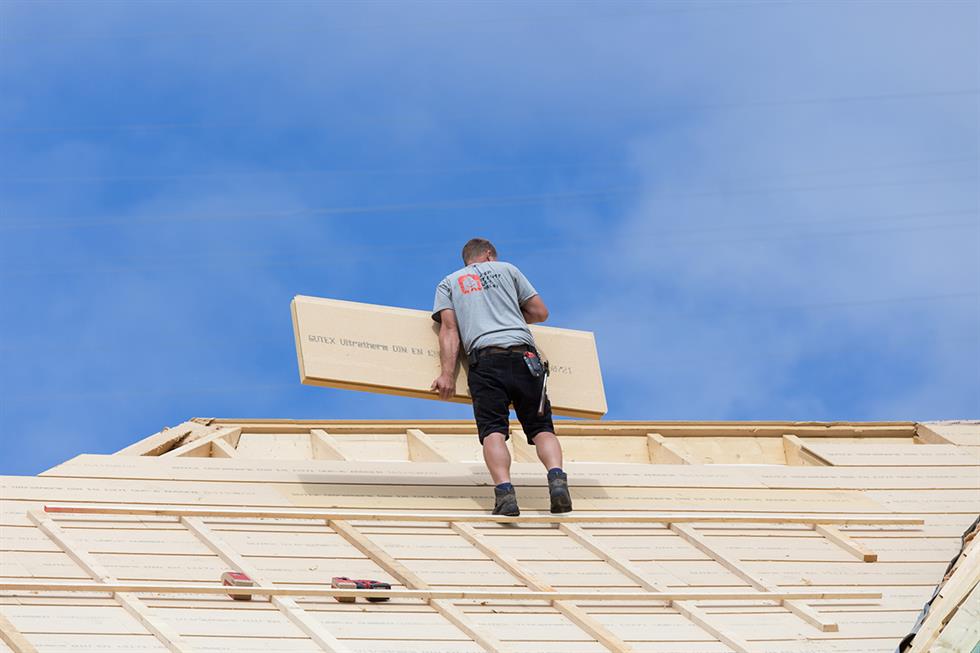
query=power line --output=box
[1,154,974,185]
[2,213,975,278]
[2,174,975,231]
[0,0,917,46]
[1,293,975,395]
[1,89,975,135]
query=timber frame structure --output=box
[1,419,978,652]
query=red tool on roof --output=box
[331,576,391,603]
[221,571,255,601]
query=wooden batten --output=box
[451,521,634,653]
[26,510,195,653]
[559,523,754,653]
[328,519,509,653]
[0,612,39,653]
[814,524,878,562]
[180,516,351,653]
[670,522,839,632]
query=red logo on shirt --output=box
[458,274,483,294]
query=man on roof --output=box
[430,238,571,516]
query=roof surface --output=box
[1,419,978,653]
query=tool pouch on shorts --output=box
[523,351,544,378]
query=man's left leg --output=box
[531,431,572,514]
[531,431,562,470]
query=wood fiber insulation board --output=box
[13,466,882,514]
[801,443,980,466]
[41,451,980,490]
[290,295,607,418]
[40,454,769,488]
[921,421,980,446]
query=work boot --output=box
[548,470,573,513]
[492,486,520,516]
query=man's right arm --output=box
[521,295,549,324]
[430,308,460,401]
[508,262,548,324]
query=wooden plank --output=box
[43,505,924,526]
[310,430,349,461]
[161,428,243,458]
[0,580,880,602]
[647,434,694,465]
[179,516,350,653]
[450,522,634,653]
[406,429,453,463]
[26,510,195,653]
[327,519,509,653]
[813,524,878,562]
[559,524,754,653]
[0,612,39,653]
[669,523,839,633]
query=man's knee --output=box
[482,432,508,447]
[529,430,557,445]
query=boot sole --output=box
[550,492,573,514]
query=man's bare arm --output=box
[521,295,549,324]
[430,309,460,400]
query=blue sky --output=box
[1,0,977,475]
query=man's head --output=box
[461,238,497,265]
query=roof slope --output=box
[1,419,978,653]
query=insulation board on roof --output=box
[291,295,607,418]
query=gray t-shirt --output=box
[432,261,538,354]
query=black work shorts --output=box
[467,350,554,444]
